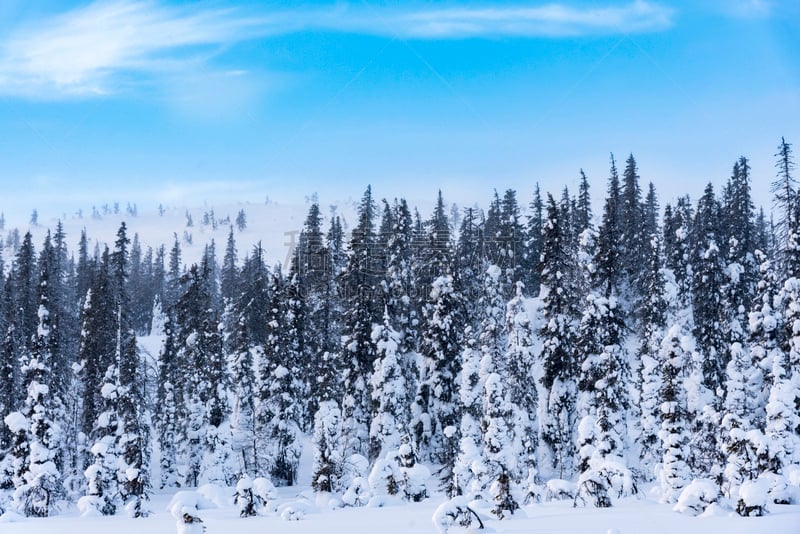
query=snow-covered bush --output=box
[488,472,519,518]
[278,500,312,521]
[251,477,278,512]
[342,477,370,507]
[576,469,611,508]
[368,445,431,502]
[673,478,720,516]
[368,457,401,497]
[545,479,576,501]
[736,477,770,517]
[760,472,799,505]
[235,476,257,517]
[432,496,485,534]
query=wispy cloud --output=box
[0,0,274,97]
[0,0,675,99]
[344,1,675,39]
[727,0,774,18]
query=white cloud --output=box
[0,0,275,97]
[343,1,675,39]
[729,0,774,17]
[0,0,675,99]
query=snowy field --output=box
[1,485,798,534]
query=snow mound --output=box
[0,510,24,523]
[546,479,576,501]
[167,490,217,520]
[198,483,234,508]
[737,477,770,517]
[433,496,487,534]
[673,478,720,516]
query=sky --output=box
[0,0,798,223]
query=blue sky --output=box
[0,0,798,221]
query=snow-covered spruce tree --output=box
[79,250,120,515]
[378,199,418,446]
[720,336,763,498]
[38,226,80,497]
[523,183,544,296]
[747,252,783,429]
[619,154,648,316]
[454,206,485,330]
[574,294,632,507]
[258,267,304,486]
[310,217,349,493]
[772,136,797,275]
[156,312,181,488]
[775,276,800,459]
[538,194,578,479]
[657,314,693,503]
[0,282,15,490]
[12,289,63,517]
[112,224,151,516]
[478,265,521,518]
[504,281,538,498]
[290,203,332,425]
[663,197,694,300]
[763,333,798,474]
[176,259,232,487]
[340,186,381,459]
[690,183,726,394]
[720,158,757,341]
[638,233,667,477]
[311,400,344,493]
[227,304,257,478]
[369,309,406,461]
[414,274,464,491]
[453,333,484,497]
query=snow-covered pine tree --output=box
[257,266,304,486]
[175,258,232,487]
[574,293,632,507]
[619,154,647,316]
[775,276,800,459]
[414,273,464,470]
[504,282,538,494]
[453,334,484,497]
[0,277,14,490]
[311,400,344,493]
[111,224,151,517]
[538,194,578,479]
[289,203,330,424]
[683,187,726,483]
[478,265,520,518]
[340,186,381,458]
[79,249,120,515]
[657,318,693,503]
[772,137,797,276]
[663,197,694,300]
[12,266,63,517]
[638,231,667,477]
[523,184,544,295]
[309,217,348,493]
[454,207,484,330]
[747,252,783,429]
[369,309,406,460]
[156,312,181,488]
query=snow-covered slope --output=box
[3,198,360,268]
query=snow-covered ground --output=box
[1,485,798,534]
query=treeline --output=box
[0,139,798,519]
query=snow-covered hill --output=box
[3,197,361,269]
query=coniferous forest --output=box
[2,140,800,520]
